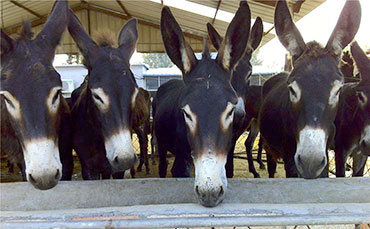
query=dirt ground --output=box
[1,133,369,182]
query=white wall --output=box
[55,64,148,96]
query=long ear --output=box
[245,17,263,57]
[351,41,370,85]
[1,30,14,56]
[274,0,306,63]
[207,23,222,51]
[34,0,68,53]
[68,9,99,65]
[160,6,197,75]
[118,18,138,60]
[326,0,361,58]
[216,1,251,71]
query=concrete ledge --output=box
[1,178,370,228]
[1,178,370,211]
[1,203,370,228]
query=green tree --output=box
[250,50,263,66]
[142,53,173,68]
[66,54,83,64]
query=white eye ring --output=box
[0,90,21,120]
[91,88,110,111]
[288,81,301,104]
[47,87,62,113]
[220,102,235,131]
[357,91,368,107]
[328,80,343,107]
[182,104,197,134]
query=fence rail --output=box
[1,178,370,228]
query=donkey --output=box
[334,41,370,177]
[207,18,265,178]
[68,10,139,179]
[259,0,361,178]
[0,0,73,190]
[134,88,152,174]
[153,3,251,207]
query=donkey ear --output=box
[207,23,223,51]
[161,6,197,75]
[68,9,99,65]
[351,42,370,85]
[118,18,138,60]
[326,0,361,58]
[216,1,251,71]
[245,17,263,57]
[1,30,14,56]
[275,0,306,63]
[34,0,68,54]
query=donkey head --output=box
[161,2,251,207]
[208,17,263,118]
[0,0,68,190]
[351,42,370,156]
[68,10,138,172]
[275,0,361,178]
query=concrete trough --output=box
[1,178,370,228]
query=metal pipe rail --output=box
[1,178,370,228]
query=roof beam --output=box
[9,0,42,19]
[83,3,204,41]
[116,0,132,18]
[3,4,85,35]
[211,0,222,25]
[3,2,204,43]
[251,0,305,13]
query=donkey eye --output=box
[226,108,235,119]
[52,90,61,104]
[357,92,367,105]
[93,93,104,104]
[183,110,192,121]
[289,86,297,98]
[2,95,15,108]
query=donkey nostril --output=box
[55,169,60,179]
[297,155,303,165]
[362,141,367,148]
[218,186,224,198]
[114,156,119,164]
[319,156,326,168]
[195,186,200,196]
[29,174,36,183]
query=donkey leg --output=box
[112,171,125,179]
[151,134,157,165]
[225,144,235,178]
[136,128,147,173]
[257,137,265,169]
[335,149,347,177]
[267,153,277,178]
[158,144,168,178]
[171,154,192,178]
[245,120,260,178]
[18,162,26,181]
[352,153,367,177]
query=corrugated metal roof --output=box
[1,0,325,54]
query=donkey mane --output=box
[94,31,116,48]
[296,41,331,62]
[16,21,33,40]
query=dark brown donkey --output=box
[133,88,151,174]
[68,10,139,179]
[208,18,265,178]
[259,0,361,178]
[0,0,73,190]
[153,2,251,207]
[334,41,370,177]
